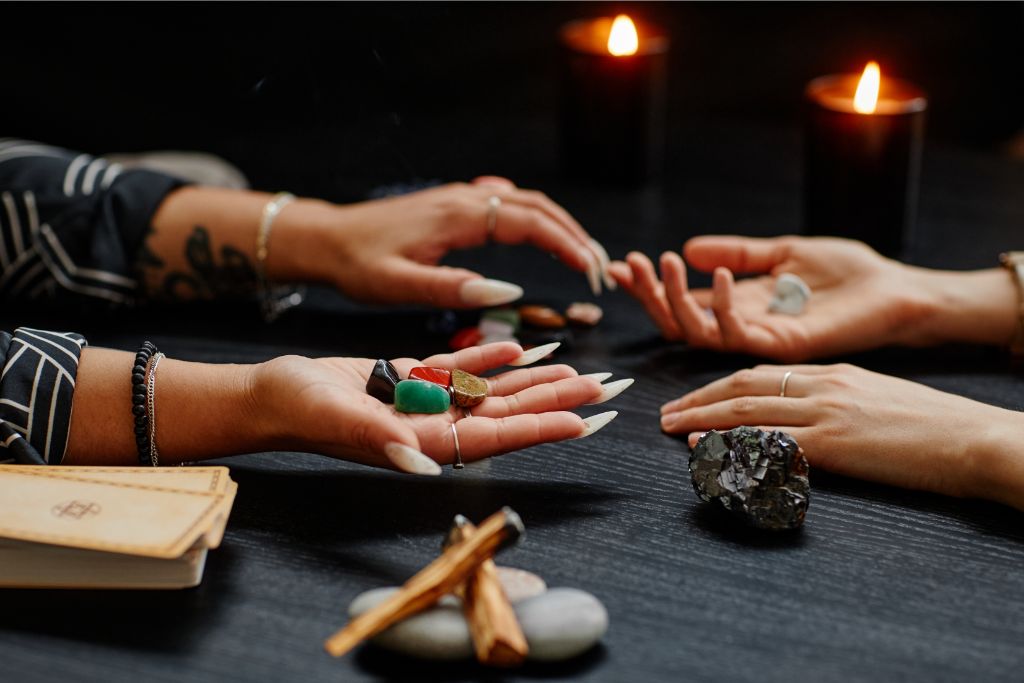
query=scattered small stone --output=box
[565,302,603,326]
[768,273,811,316]
[479,318,516,338]
[689,426,810,530]
[449,326,483,351]
[519,305,567,329]
[366,359,400,404]
[482,308,521,332]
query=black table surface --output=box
[2,124,1024,683]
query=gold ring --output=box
[779,371,793,397]
[450,421,464,469]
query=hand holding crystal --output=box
[608,235,985,362]
[249,342,627,475]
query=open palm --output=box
[609,236,931,362]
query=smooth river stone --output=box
[451,369,487,408]
[394,379,451,414]
[409,366,452,389]
[348,582,606,662]
[519,305,567,329]
[366,359,401,403]
[478,318,516,338]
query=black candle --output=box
[803,62,927,258]
[560,15,668,186]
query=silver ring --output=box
[450,421,464,469]
[486,195,501,239]
[779,371,793,398]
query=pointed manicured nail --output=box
[384,442,442,476]
[585,254,602,296]
[585,378,634,405]
[590,239,616,290]
[508,342,560,366]
[580,372,613,383]
[577,410,618,438]
[460,278,524,307]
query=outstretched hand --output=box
[321,177,612,309]
[252,342,627,474]
[609,235,938,362]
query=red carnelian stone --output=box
[409,367,452,388]
[449,326,483,350]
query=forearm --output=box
[142,186,339,300]
[911,267,1018,347]
[64,347,266,465]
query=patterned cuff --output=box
[0,328,87,465]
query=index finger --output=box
[684,235,796,275]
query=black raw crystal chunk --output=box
[689,426,810,530]
[366,359,401,404]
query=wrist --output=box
[968,407,1024,511]
[264,197,346,286]
[908,267,1018,347]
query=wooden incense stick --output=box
[324,506,524,658]
[445,515,529,666]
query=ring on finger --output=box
[450,420,464,469]
[779,371,793,398]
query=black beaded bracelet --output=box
[131,341,158,466]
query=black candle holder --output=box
[559,17,669,187]
[803,74,927,259]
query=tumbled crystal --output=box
[482,308,521,332]
[478,318,516,338]
[366,359,401,404]
[409,366,452,388]
[768,273,811,316]
[519,305,567,329]
[395,379,451,414]
[689,426,810,530]
[451,369,487,408]
[565,302,603,326]
[449,326,483,351]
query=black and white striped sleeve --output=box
[0,327,86,465]
[0,139,186,306]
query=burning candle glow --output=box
[607,15,639,57]
[560,15,669,185]
[803,60,927,258]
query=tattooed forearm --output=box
[137,226,258,301]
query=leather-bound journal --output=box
[0,465,237,589]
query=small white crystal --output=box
[768,273,811,316]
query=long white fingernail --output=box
[585,255,602,296]
[590,239,616,290]
[460,279,524,307]
[580,372,613,383]
[585,378,634,405]
[384,442,442,476]
[508,342,560,366]
[577,410,618,438]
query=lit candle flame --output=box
[853,61,881,114]
[607,15,639,56]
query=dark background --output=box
[3,2,1022,202]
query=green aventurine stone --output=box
[483,308,521,332]
[394,379,451,414]
[451,369,487,408]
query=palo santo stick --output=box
[324,506,524,658]
[445,515,529,666]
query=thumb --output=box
[351,402,441,476]
[683,235,796,275]
[384,258,523,309]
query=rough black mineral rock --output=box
[689,426,810,530]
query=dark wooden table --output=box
[1,124,1023,683]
